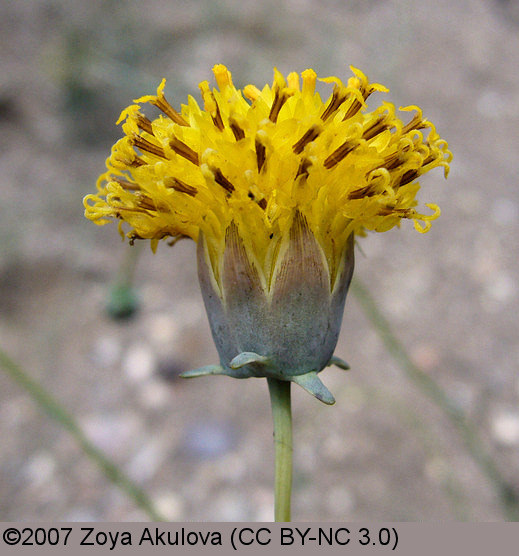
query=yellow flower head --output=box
[84,64,451,403]
[84,64,451,287]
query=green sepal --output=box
[229,352,270,369]
[292,372,335,405]
[328,355,350,370]
[180,364,227,378]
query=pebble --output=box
[182,420,237,460]
[122,343,156,383]
[484,272,517,304]
[491,197,518,226]
[410,343,440,371]
[490,411,519,447]
[214,453,247,483]
[81,412,142,458]
[91,336,122,367]
[476,90,509,118]
[252,487,274,521]
[210,491,248,521]
[153,492,185,521]
[326,485,356,516]
[126,437,167,482]
[296,442,319,473]
[144,313,180,349]
[424,457,450,484]
[137,378,172,410]
[24,451,56,487]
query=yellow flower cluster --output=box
[84,64,451,285]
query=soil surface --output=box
[1,0,518,521]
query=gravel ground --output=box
[1,0,518,521]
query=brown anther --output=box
[401,113,428,135]
[296,158,312,180]
[167,235,189,246]
[362,116,389,141]
[136,114,154,135]
[292,125,321,154]
[169,137,199,165]
[152,97,189,127]
[113,177,140,191]
[116,155,146,168]
[343,98,362,120]
[383,150,405,171]
[363,84,377,101]
[164,177,198,197]
[378,206,413,217]
[269,90,289,123]
[229,119,245,141]
[247,191,267,209]
[324,140,357,169]
[347,185,375,200]
[321,87,346,121]
[211,99,225,131]
[212,168,235,194]
[136,195,156,211]
[133,135,166,158]
[255,139,266,172]
[396,169,419,187]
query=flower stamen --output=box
[229,118,245,141]
[292,125,321,155]
[132,135,167,159]
[169,137,199,165]
[164,177,198,197]
[113,177,140,191]
[256,138,266,173]
[321,86,347,121]
[211,167,235,195]
[296,158,312,180]
[324,140,358,169]
[269,89,290,123]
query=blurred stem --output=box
[116,241,143,287]
[107,243,143,319]
[351,277,519,521]
[267,377,292,522]
[0,347,165,522]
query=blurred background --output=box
[1,0,518,521]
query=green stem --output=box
[267,377,293,522]
[0,346,165,522]
[351,277,519,521]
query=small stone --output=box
[145,313,180,348]
[476,90,508,118]
[153,492,185,521]
[491,197,518,226]
[122,343,156,383]
[491,411,519,447]
[24,452,56,487]
[424,457,449,484]
[137,379,172,409]
[252,488,274,521]
[92,336,121,367]
[81,412,142,458]
[182,420,237,460]
[410,343,440,371]
[156,357,186,383]
[296,443,318,473]
[211,491,247,521]
[214,453,247,482]
[126,437,167,482]
[326,486,356,515]
[485,272,517,304]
